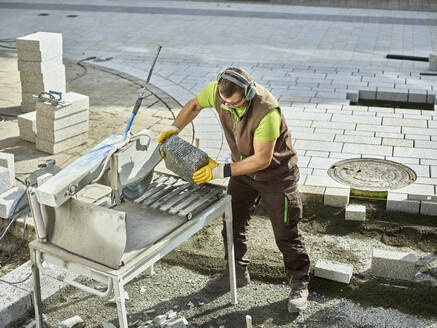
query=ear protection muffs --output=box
[217,69,257,100]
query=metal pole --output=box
[113,278,129,328]
[31,249,44,328]
[224,198,238,305]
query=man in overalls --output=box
[159,67,310,313]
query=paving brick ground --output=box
[0,0,436,198]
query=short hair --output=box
[218,67,252,98]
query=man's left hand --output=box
[192,158,224,184]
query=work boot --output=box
[288,280,309,313]
[205,265,250,293]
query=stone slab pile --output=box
[35,92,89,154]
[15,32,65,113]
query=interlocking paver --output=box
[343,143,393,156]
[294,140,343,152]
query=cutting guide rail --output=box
[135,173,225,219]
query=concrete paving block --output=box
[17,56,63,73]
[386,192,420,214]
[0,187,26,218]
[36,92,89,119]
[20,64,65,82]
[17,49,62,62]
[20,101,36,113]
[420,200,437,216]
[345,204,366,221]
[342,143,393,156]
[16,32,62,53]
[407,89,427,103]
[37,110,88,130]
[382,117,427,128]
[314,259,353,284]
[36,132,88,154]
[161,135,209,183]
[371,248,416,281]
[358,89,377,100]
[0,152,15,187]
[18,64,64,81]
[426,93,435,104]
[19,129,36,143]
[376,88,408,102]
[298,185,325,203]
[21,79,66,96]
[0,167,12,195]
[36,120,88,143]
[324,187,350,207]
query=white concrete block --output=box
[36,132,88,154]
[0,281,32,328]
[0,187,26,218]
[371,248,416,281]
[36,92,89,119]
[420,200,437,216]
[37,110,88,130]
[18,64,64,81]
[0,167,12,195]
[17,49,62,62]
[314,259,353,283]
[345,204,366,221]
[17,56,63,73]
[376,88,408,102]
[324,187,350,207]
[20,101,36,113]
[36,120,88,143]
[21,80,66,96]
[0,152,15,187]
[16,32,62,52]
[386,192,420,214]
[20,65,65,85]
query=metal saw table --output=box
[29,173,237,328]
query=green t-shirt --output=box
[197,81,281,142]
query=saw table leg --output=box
[224,201,238,305]
[113,278,129,328]
[31,250,44,328]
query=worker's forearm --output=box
[172,98,202,130]
[229,154,271,176]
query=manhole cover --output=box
[328,158,417,192]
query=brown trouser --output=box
[222,166,310,284]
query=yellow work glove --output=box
[192,158,225,184]
[158,126,180,144]
[158,126,180,158]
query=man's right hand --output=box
[158,126,180,144]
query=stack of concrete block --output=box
[17,111,37,142]
[16,32,65,113]
[35,92,89,154]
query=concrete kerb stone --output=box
[36,120,89,143]
[36,132,88,155]
[298,185,325,203]
[35,92,89,119]
[420,200,437,216]
[16,32,62,54]
[0,166,12,195]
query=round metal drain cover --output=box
[328,158,417,191]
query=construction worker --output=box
[158,67,310,313]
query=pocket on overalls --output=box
[283,190,302,226]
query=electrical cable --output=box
[69,56,96,83]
